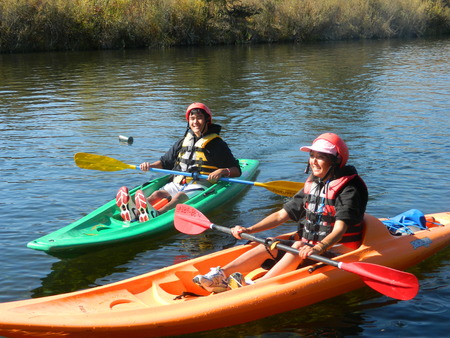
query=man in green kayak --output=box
[193,133,368,293]
[116,102,241,222]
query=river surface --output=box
[0,38,449,337]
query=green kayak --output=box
[27,159,259,255]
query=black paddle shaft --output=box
[211,224,339,268]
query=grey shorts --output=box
[163,181,208,198]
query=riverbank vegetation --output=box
[1,0,449,52]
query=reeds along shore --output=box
[1,0,449,53]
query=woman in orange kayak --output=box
[194,133,369,293]
[116,102,241,222]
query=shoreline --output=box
[1,0,449,53]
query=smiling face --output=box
[188,110,207,137]
[309,151,333,179]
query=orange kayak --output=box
[0,211,449,338]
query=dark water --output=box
[0,38,449,337]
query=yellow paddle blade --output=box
[254,181,304,197]
[74,153,137,172]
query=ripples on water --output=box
[0,38,449,336]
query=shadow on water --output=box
[30,230,178,298]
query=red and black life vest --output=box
[301,174,363,249]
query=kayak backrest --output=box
[360,213,394,247]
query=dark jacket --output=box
[159,123,241,175]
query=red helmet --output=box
[301,133,349,167]
[315,133,349,167]
[185,103,212,123]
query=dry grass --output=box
[0,0,449,52]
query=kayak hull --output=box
[27,159,259,255]
[1,211,449,337]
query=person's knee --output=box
[149,190,170,202]
[291,241,303,249]
[157,192,188,214]
[250,243,273,258]
[173,192,188,203]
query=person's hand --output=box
[207,169,224,183]
[230,225,248,239]
[140,162,151,171]
[297,243,317,259]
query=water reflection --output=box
[30,232,177,298]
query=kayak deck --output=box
[2,211,449,337]
[27,159,259,255]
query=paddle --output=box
[74,152,303,197]
[174,204,419,301]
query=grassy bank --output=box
[1,0,449,52]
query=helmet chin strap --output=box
[201,122,208,136]
[308,162,336,183]
[318,165,334,183]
